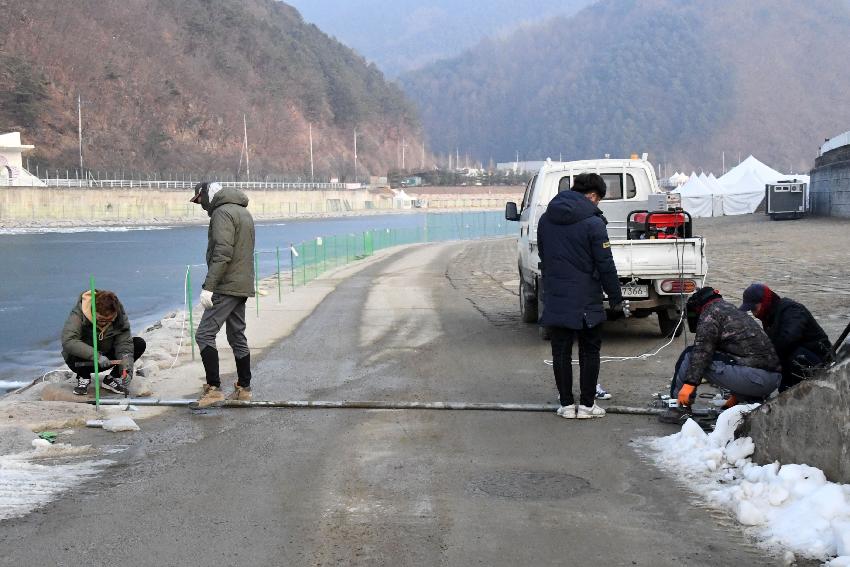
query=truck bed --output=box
[610,237,707,278]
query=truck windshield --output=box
[558,173,637,200]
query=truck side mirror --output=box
[505,202,520,221]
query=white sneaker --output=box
[595,384,612,400]
[576,404,606,419]
[556,405,577,419]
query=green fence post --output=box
[302,242,307,284]
[346,234,350,262]
[322,237,327,273]
[89,276,100,408]
[186,266,195,360]
[276,246,282,303]
[254,251,260,317]
[290,243,296,291]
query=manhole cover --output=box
[467,471,594,500]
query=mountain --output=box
[400,0,850,173]
[287,0,594,76]
[0,0,419,177]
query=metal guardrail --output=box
[40,179,352,190]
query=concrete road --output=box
[0,240,778,566]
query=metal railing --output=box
[40,178,352,190]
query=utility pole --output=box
[77,94,83,173]
[309,123,314,182]
[243,114,250,181]
[421,142,425,169]
[353,129,358,181]
[456,147,460,170]
[722,151,726,175]
[401,137,407,170]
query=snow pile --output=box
[101,416,140,432]
[647,405,850,563]
[0,444,111,520]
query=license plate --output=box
[621,285,649,298]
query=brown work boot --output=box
[197,384,225,408]
[226,383,252,402]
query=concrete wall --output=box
[810,145,850,218]
[741,365,850,483]
[0,187,518,223]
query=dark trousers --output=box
[195,294,250,359]
[549,324,602,407]
[670,345,781,402]
[780,347,826,392]
[65,337,147,379]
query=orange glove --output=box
[677,384,696,407]
[723,395,738,409]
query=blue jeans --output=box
[671,346,781,402]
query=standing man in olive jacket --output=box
[190,181,256,407]
[62,289,146,396]
[538,173,627,420]
[739,283,832,391]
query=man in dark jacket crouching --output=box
[538,173,627,420]
[672,287,781,408]
[739,283,832,391]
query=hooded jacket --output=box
[762,296,831,361]
[684,299,780,386]
[203,187,256,297]
[61,291,133,361]
[537,191,623,329]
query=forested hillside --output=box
[0,0,420,177]
[288,0,593,76]
[401,0,850,172]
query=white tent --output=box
[719,155,784,187]
[700,173,725,216]
[672,173,714,217]
[720,170,767,215]
[668,172,689,187]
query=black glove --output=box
[609,302,630,320]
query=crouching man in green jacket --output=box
[190,181,256,408]
[62,290,146,396]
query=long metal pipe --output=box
[89,398,662,415]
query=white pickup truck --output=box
[505,157,707,336]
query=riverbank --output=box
[0,185,522,230]
[0,241,426,447]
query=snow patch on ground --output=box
[641,404,850,564]
[0,444,112,520]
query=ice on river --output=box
[643,405,850,564]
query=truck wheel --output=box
[658,310,683,337]
[520,278,538,323]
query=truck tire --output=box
[658,310,683,338]
[520,278,538,324]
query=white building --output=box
[0,132,44,186]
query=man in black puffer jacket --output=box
[538,173,627,420]
[740,283,832,391]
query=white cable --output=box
[168,267,190,370]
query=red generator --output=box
[626,210,692,240]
